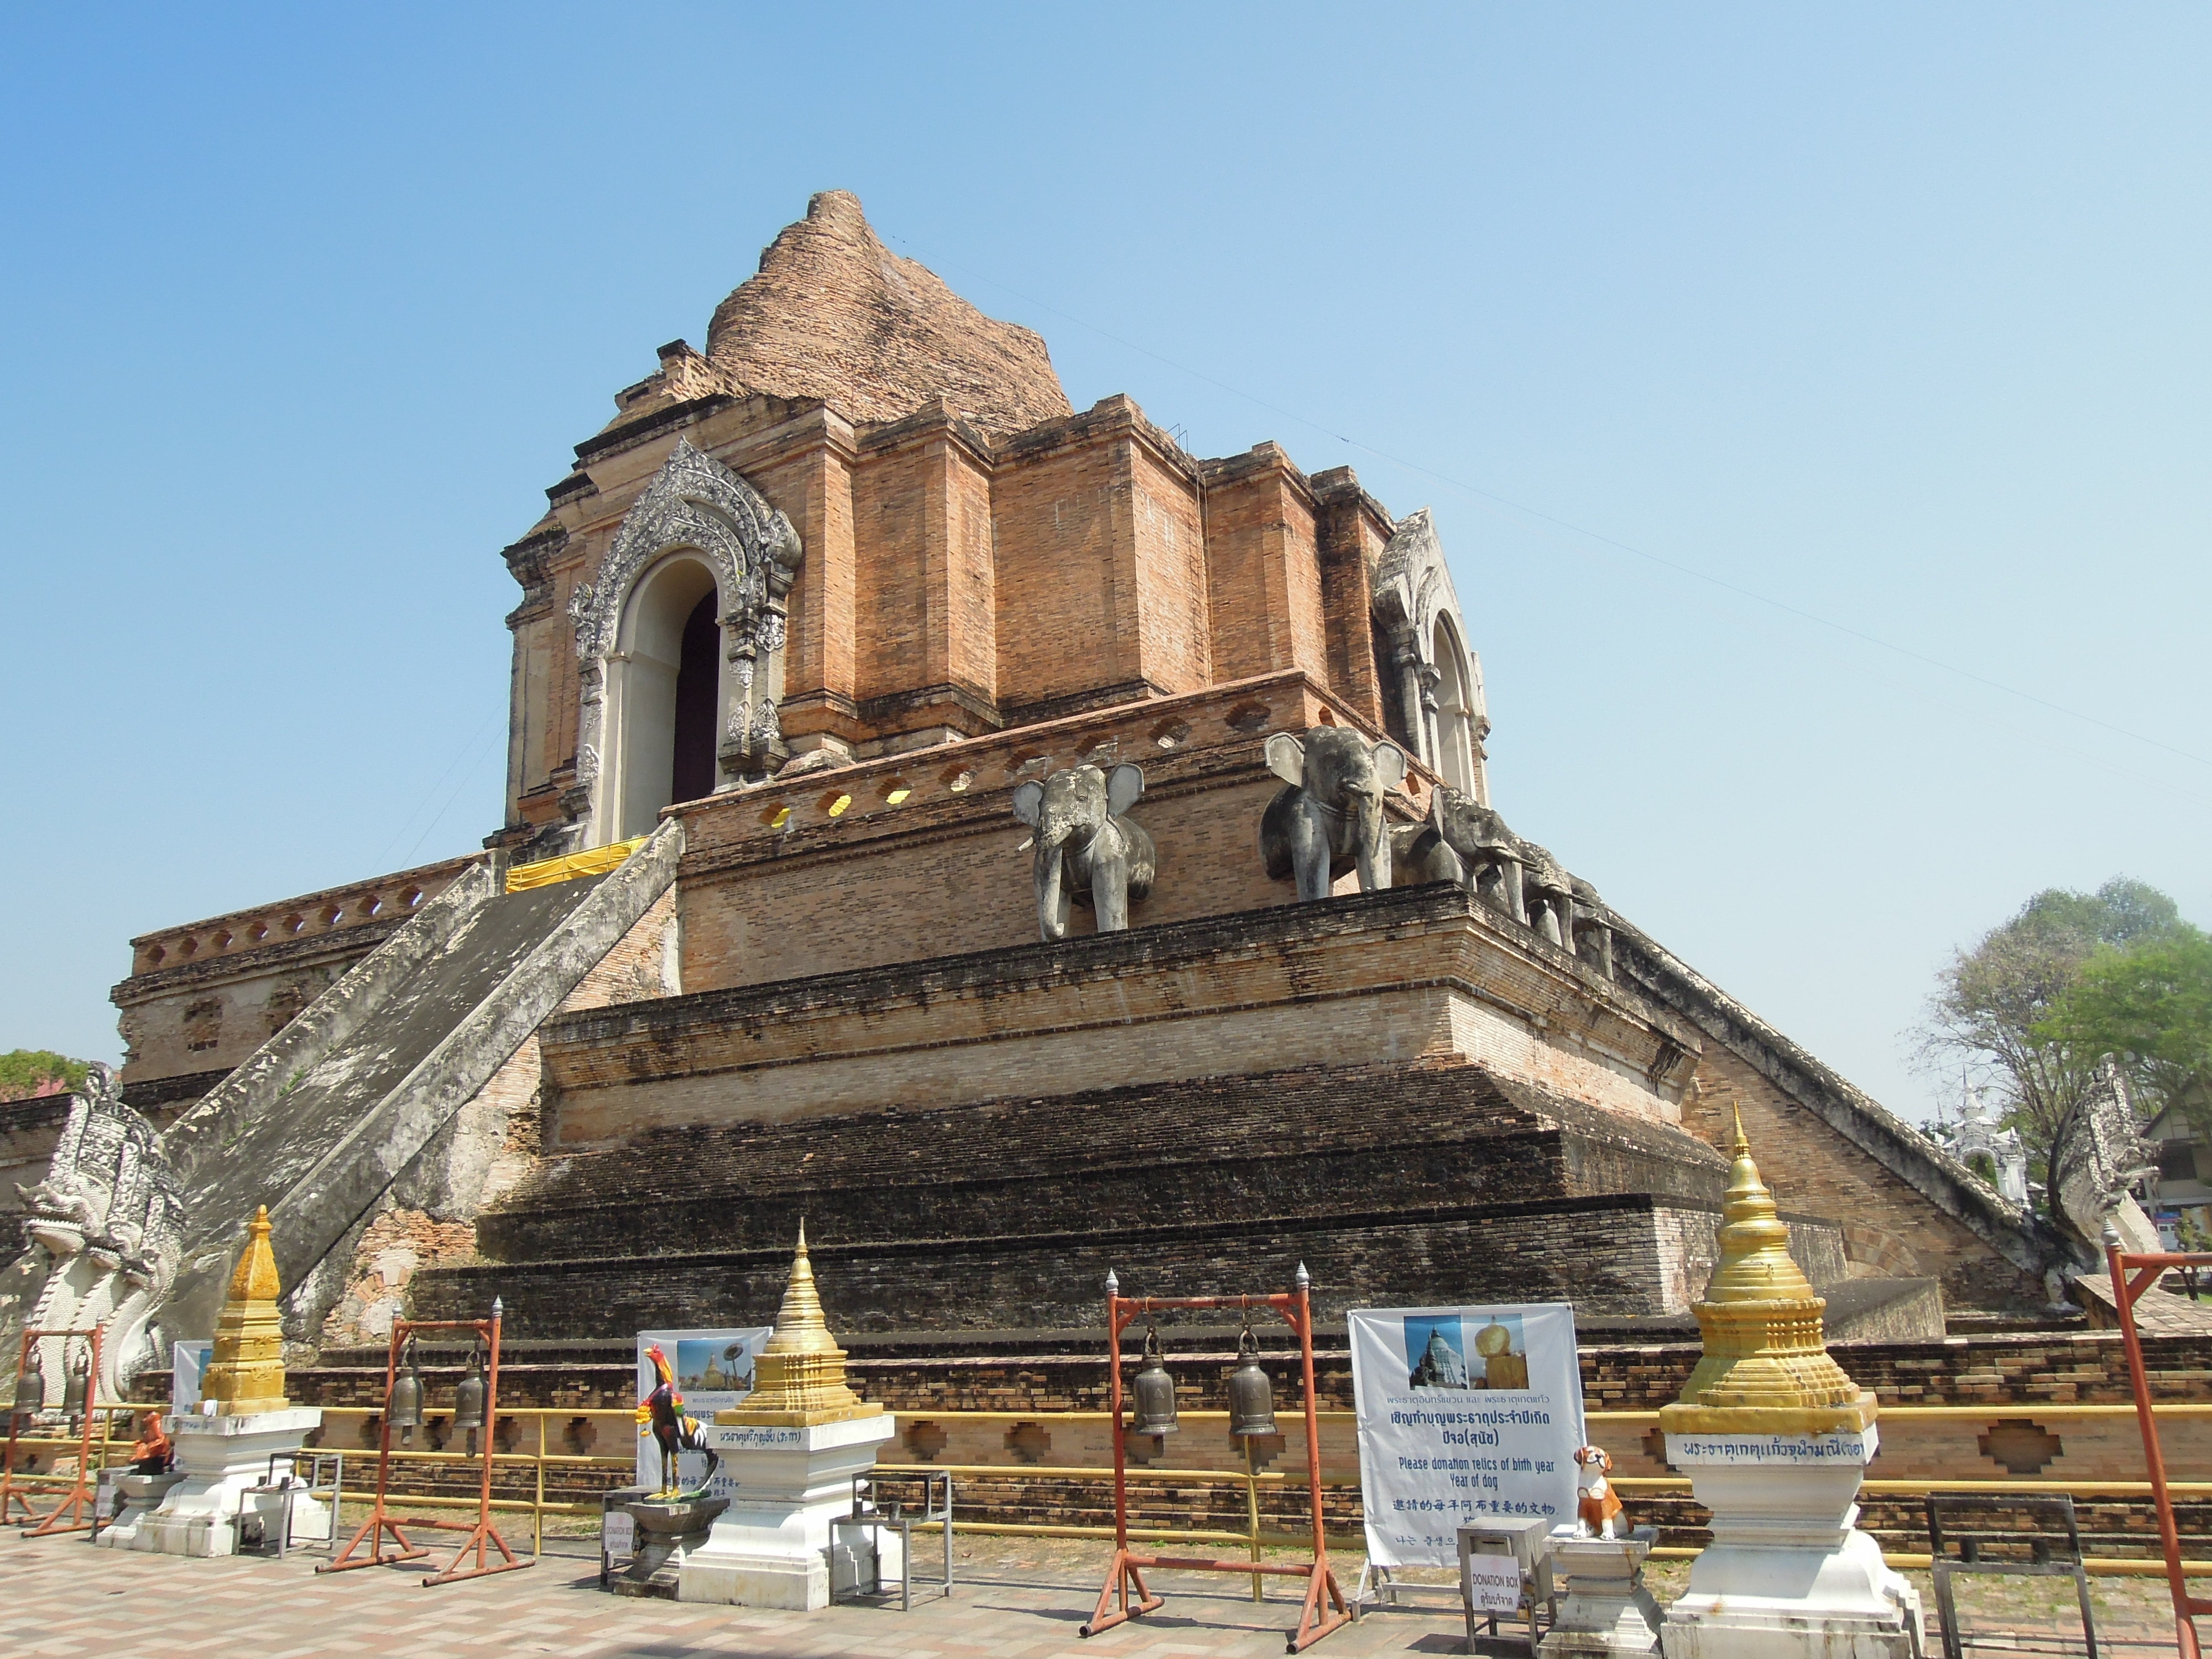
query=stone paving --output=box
[1,1529,2198,1656]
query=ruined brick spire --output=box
[702,190,1072,439]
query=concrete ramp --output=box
[159,821,682,1342]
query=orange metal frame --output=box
[2104,1235,2212,1659]
[4,1326,102,1536]
[320,1302,533,1586]
[1081,1277,1350,1653]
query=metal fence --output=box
[11,1401,2205,1575]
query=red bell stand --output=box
[2104,1230,2212,1659]
[1081,1268,1350,1653]
[4,1326,102,1536]
[321,1301,533,1586]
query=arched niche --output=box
[568,439,802,849]
[602,553,720,841]
[1430,610,1482,799]
[1371,508,1490,804]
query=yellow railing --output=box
[7,1400,2201,1577]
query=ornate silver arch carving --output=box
[568,438,800,663]
[568,439,804,842]
[1372,508,1488,801]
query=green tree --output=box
[2037,927,2212,1136]
[0,1050,91,1100]
[1914,878,2184,1181]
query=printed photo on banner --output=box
[634,1327,770,1499]
[1405,1312,1528,1391]
[1348,1302,1585,1568]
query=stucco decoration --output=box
[569,440,803,843]
[1,1065,184,1402]
[2048,1059,2160,1261]
[1371,508,1489,802]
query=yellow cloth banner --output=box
[505,836,646,893]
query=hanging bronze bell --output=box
[386,1339,424,1430]
[1128,1326,1178,1436]
[452,1344,487,1432]
[61,1354,89,1421]
[13,1363,43,1418]
[1227,1324,1277,1439]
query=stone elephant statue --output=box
[1391,791,1466,889]
[1011,762,1157,942]
[1259,727,1407,901]
[1431,788,1527,923]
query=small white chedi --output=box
[677,1224,898,1609]
[98,1206,328,1556]
[1657,1114,1923,1658]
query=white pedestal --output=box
[676,1412,900,1610]
[1660,1427,1923,1658]
[1541,1531,1663,1656]
[96,1407,328,1557]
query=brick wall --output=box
[1203,446,1327,686]
[486,1060,1728,1264]
[496,382,1405,828]
[1675,1011,2038,1310]
[550,881,1696,1145]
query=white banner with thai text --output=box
[1349,1302,1584,1567]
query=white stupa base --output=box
[97,1407,327,1557]
[676,1412,900,1610]
[1660,1431,1923,1659]
[1541,1531,1663,1656]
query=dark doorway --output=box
[671,592,719,805]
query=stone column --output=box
[1418,661,1443,775]
[1391,630,1431,770]
[1656,1117,1924,1658]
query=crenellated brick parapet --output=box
[121,854,483,979]
[109,853,487,1099]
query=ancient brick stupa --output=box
[679,1227,898,1609]
[1656,1117,1922,1657]
[69,187,2054,1455]
[99,1206,328,1556]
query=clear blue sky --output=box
[4,5,2205,1124]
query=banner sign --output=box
[633,1328,769,1499]
[1348,1302,1584,1567]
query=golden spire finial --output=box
[717,1225,883,1428]
[199,1205,291,1416]
[1730,1102,1749,1159]
[1659,1120,1873,1432]
[761,1217,839,1358]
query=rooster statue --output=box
[636,1344,720,1499]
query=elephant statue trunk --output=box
[1011,763,1157,943]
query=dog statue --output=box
[1574,1443,1624,1540]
